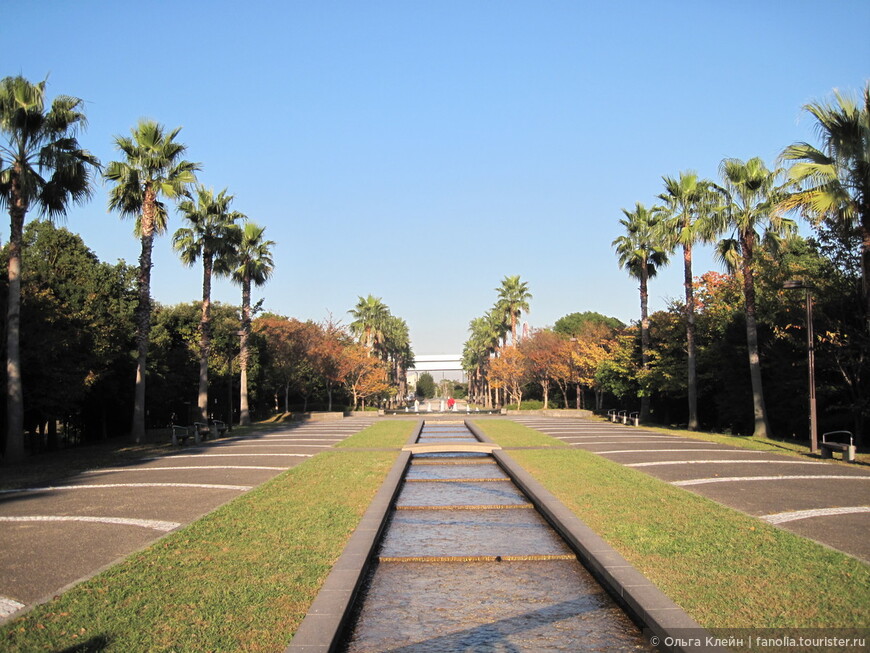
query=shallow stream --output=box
[341,422,652,651]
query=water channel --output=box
[340,421,653,652]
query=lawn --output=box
[475,420,870,631]
[1,421,412,652]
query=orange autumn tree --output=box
[519,329,563,409]
[340,343,390,410]
[488,345,529,407]
[309,316,352,412]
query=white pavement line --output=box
[0,596,25,618]
[673,475,870,487]
[627,460,828,468]
[167,453,313,458]
[0,482,253,494]
[555,434,673,439]
[761,506,870,524]
[0,515,182,532]
[596,448,771,455]
[571,440,701,446]
[83,466,287,473]
[210,443,333,448]
[254,438,341,442]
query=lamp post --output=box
[784,280,818,453]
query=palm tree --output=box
[230,222,274,425]
[105,119,199,442]
[349,295,390,354]
[496,274,532,345]
[613,202,670,421]
[173,186,243,422]
[0,76,100,461]
[659,171,718,430]
[780,84,870,331]
[716,157,796,438]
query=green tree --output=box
[0,76,100,460]
[230,222,274,425]
[715,157,796,438]
[613,202,670,421]
[780,84,870,331]
[105,119,199,442]
[416,372,436,399]
[6,222,136,447]
[495,274,532,345]
[659,171,718,430]
[349,295,390,354]
[553,311,624,337]
[172,186,243,422]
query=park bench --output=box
[170,424,196,446]
[629,411,640,427]
[212,419,228,438]
[820,431,857,463]
[193,421,212,442]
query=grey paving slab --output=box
[0,417,378,622]
[507,415,870,562]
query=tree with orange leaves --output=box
[489,345,529,408]
[340,343,390,410]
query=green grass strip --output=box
[478,420,870,630]
[474,419,569,448]
[2,421,412,652]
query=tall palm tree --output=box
[173,186,243,422]
[230,222,274,425]
[349,295,390,354]
[659,171,717,430]
[0,76,100,461]
[105,119,199,442]
[716,157,796,438]
[780,84,870,331]
[496,274,532,345]
[613,202,670,421]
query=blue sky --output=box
[4,1,869,354]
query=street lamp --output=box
[784,280,818,453]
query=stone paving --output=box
[0,418,377,622]
[509,415,870,563]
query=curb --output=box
[285,421,422,652]
[467,420,725,653]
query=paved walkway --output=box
[509,415,870,563]
[0,418,377,622]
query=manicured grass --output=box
[336,419,417,448]
[474,419,569,448]
[477,420,870,630]
[1,421,412,652]
[594,414,869,465]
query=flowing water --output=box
[341,422,652,652]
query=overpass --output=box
[408,354,465,383]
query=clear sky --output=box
[3,1,868,355]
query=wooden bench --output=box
[212,420,228,438]
[820,431,856,463]
[170,424,194,446]
[193,421,212,442]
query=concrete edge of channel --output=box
[466,420,727,653]
[284,420,423,652]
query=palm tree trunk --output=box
[131,188,158,443]
[132,231,154,443]
[239,277,251,425]
[684,242,699,430]
[639,267,651,422]
[741,235,770,437]
[5,190,26,461]
[198,254,213,422]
